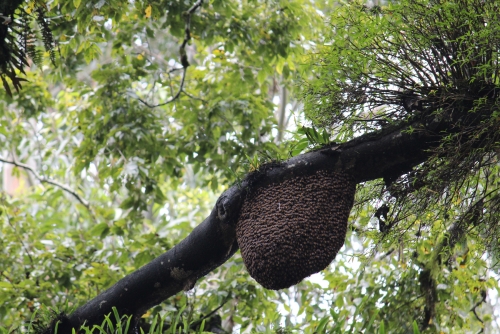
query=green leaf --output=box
[379,321,386,334]
[90,223,110,238]
[316,316,329,333]
[412,321,421,334]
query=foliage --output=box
[0,0,500,333]
[6,306,219,333]
[302,0,500,331]
[0,0,56,94]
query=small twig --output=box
[348,223,366,235]
[0,272,15,288]
[189,297,229,329]
[182,89,207,103]
[167,67,184,73]
[394,293,424,312]
[137,0,204,108]
[0,14,12,25]
[379,248,396,260]
[182,0,204,50]
[166,68,177,104]
[137,69,187,108]
[470,290,487,325]
[0,157,95,219]
[3,209,34,265]
[352,118,388,122]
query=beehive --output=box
[236,170,356,290]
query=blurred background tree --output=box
[0,0,499,333]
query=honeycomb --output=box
[236,170,356,290]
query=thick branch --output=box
[56,113,448,332]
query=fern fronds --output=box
[0,0,57,96]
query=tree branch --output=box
[52,97,497,332]
[189,297,229,330]
[0,157,95,219]
[137,68,187,108]
[471,290,487,327]
[54,112,449,332]
[137,0,203,108]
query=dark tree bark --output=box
[56,107,473,332]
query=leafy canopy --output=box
[0,0,500,333]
